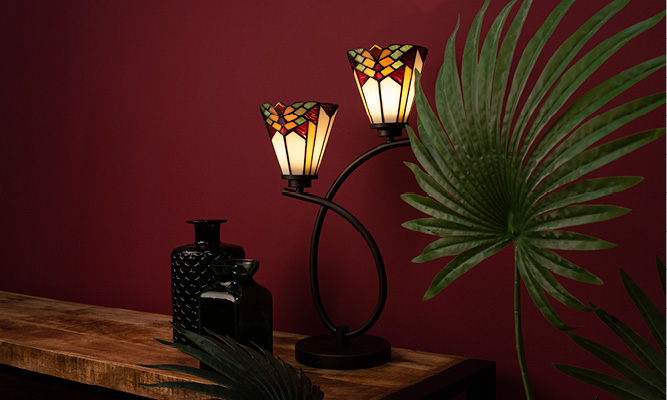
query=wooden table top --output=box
[0,291,474,399]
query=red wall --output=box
[1,0,664,398]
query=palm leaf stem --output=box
[515,256,533,399]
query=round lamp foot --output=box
[295,334,391,370]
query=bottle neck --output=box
[190,220,223,247]
[212,259,259,282]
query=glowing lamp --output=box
[257,43,428,370]
[347,44,427,137]
[260,101,339,188]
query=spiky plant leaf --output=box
[402,0,664,397]
[141,324,324,400]
[553,259,666,399]
[407,0,663,316]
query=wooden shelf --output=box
[0,291,494,399]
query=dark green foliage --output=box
[402,0,664,397]
[403,0,665,329]
[141,324,324,400]
[554,258,666,399]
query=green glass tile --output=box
[304,101,317,108]
[295,107,307,116]
[296,117,307,125]
[292,102,304,108]
[391,50,402,60]
[400,44,411,52]
[355,64,366,72]
[392,60,404,69]
[388,44,400,50]
[355,55,364,64]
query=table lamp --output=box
[260,44,427,369]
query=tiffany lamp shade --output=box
[260,101,339,188]
[347,44,427,138]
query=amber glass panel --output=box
[380,57,393,67]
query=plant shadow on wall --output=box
[400,0,665,398]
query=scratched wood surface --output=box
[0,291,465,399]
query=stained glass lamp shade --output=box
[347,44,427,137]
[261,101,339,188]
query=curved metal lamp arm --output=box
[282,188,385,338]
[325,138,410,200]
[285,138,410,339]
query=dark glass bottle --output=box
[171,220,245,345]
[199,259,273,353]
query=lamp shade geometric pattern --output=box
[261,101,339,177]
[347,44,427,125]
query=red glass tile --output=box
[390,66,405,84]
[305,105,319,123]
[321,103,338,116]
[418,46,428,62]
[295,122,307,138]
[356,69,369,86]
[402,48,416,68]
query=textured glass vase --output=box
[170,220,245,345]
[199,259,273,353]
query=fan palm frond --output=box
[141,324,324,400]
[554,257,666,400]
[402,0,664,397]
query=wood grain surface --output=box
[0,291,466,399]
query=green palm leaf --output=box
[423,239,511,300]
[402,0,664,398]
[526,205,630,231]
[141,324,324,400]
[554,259,666,399]
[621,270,665,348]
